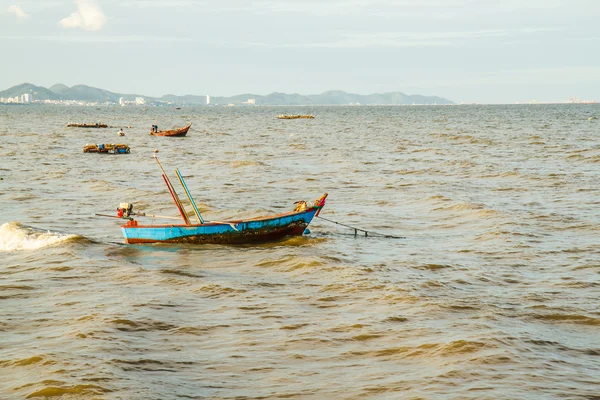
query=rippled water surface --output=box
[1,104,599,399]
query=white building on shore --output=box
[0,94,31,103]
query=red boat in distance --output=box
[150,124,191,137]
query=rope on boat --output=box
[316,216,405,239]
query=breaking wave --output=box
[0,222,84,252]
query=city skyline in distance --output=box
[0,82,455,106]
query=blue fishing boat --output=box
[100,156,327,245]
[120,207,323,244]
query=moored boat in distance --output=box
[83,143,130,154]
[98,156,327,244]
[68,123,108,128]
[149,124,191,137]
[277,115,315,119]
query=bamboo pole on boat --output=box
[162,174,191,225]
[175,169,204,224]
[163,175,191,225]
[154,155,190,225]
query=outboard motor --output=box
[117,203,134,218]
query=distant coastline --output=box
[0,83,454,107]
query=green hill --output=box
[61,85,148,102]
[213,91,452,105]
[49,83,70,95]
[65,85,120,102]
[0,82,454,105]
[1,83,149,103]
[0,83,61,101]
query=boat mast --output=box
[153,155,191,225]
[175,169,204,224]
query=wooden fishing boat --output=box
[277,115,314,119]
[68,123,108,128]
[99,156,327,244]
[121,205,325,244]
[150,124,191,137]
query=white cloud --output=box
[60,0,107,31]
[7,5,30,20]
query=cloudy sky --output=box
[1,0,598,103]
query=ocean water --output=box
[1,104,599,399]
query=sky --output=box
[0,0,599,103]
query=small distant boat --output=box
[68,123,108,128]
[150,124,191,137]
[83,143,130,154]
[97,156,327,244]
[277,115,314,119]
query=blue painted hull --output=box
[121,208,318,244]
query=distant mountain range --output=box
[0,83,454,105]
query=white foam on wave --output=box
[0,222,78,252]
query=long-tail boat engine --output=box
[117,203,134,218]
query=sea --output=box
[1,104,599,399]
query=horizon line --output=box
[0,82,451,99]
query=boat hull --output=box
[121,208,318,244]
[150,125,191,137]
